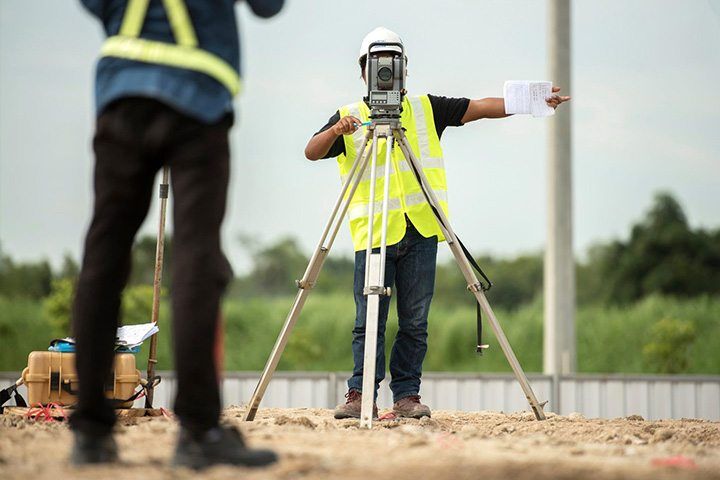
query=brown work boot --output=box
[333,390,378,419]
[393,395,431,419]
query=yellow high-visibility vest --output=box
[338,95,449,251]
[100,0,241,96]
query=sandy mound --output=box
[1,407,718,479]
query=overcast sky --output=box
[1,0,719,272]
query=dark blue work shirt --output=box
[81,0,284,123]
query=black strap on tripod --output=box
[403,143,492,354]
[435,203,492,355]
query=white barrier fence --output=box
[2,372,719,420]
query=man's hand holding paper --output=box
[503,80,570,117]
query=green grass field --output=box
[1,294,718,374]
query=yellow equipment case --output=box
[21,351,141,408]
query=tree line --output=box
[1,192,719,310]
[232,191,720,309]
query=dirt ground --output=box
[1,407,719,480]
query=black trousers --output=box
[70,98,233,436]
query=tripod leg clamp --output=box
[467,282,485,293]
[296,279,316,290]
[363,286,391,297]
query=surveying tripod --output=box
[242,112,547,427]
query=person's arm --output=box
[460,98,510,123]
[305,115,360,161]
[460,87,571,124]
[245,0,285,18]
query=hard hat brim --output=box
[360,45,403,60]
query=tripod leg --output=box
[146,165,170,408]
[242,132,374,421]
[360,130,394,428]
[360,253,381,427]
[474,289,547,420]
[394,133,547,420]
[363,128,380,286]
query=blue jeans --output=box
[348,221,438,402]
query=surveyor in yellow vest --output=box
[305,27,570,420]
[72,0,283,469]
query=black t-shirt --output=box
[313,95,470,159]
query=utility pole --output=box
[544,0,576,376]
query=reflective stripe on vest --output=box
[407,96,445,170]
[348,198,403,221]
[100,0,241,96]
[405,190,448,207]
[337,95,449,251]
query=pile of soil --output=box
[1,407,718,479]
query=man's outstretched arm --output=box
[460,86,570,123]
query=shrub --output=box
[642,317,697,374]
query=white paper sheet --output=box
[115,322,159,347]
[503,80,555,117]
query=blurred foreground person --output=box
[71,0,284,469]
[305,27,570,421]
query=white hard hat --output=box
[358,27,404,62]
